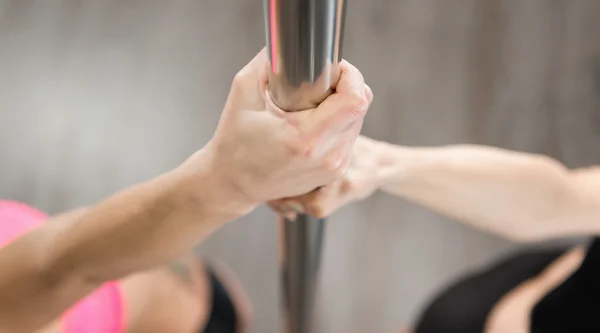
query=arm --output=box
[0,152,253,333]
[371,137,600,241]
[0,49,370,333]
[275,136,600,242]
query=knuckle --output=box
[340,179,355,194]
[339,60,356,77]
[286,138,308,157]
[302,142,317,158]
[321,158,346,181]
[350,94,370,116]
[332,168,346,180]
[322,157,341,174]
[338,93,369,121]
[232,71,244,85]
[307,202,327,218]
[282,132,303,155]
[283,127,313,157]
[231,71,247,90]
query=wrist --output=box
[369,139,419,192]
[366,139,400,188]
[175,146,259,221]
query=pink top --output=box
[0,200,126,333]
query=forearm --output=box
[0,149,254,332]
[370,139,592,241]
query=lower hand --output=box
[269,135,383,219]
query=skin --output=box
[0,48,372,333]
[121,256,253,333]
[30,254,252,333]
[485,246,585,333]
[6,207,251,333]
[272,135,600,333]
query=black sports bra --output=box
[530,238,600,332]
[415,237,600,333]
[414,247,566,333]
[203,265,238,333]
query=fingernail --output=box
[286,202,305,213]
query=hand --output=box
[185,48,373,210]
[269,136,384,219]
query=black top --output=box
[531,237,600,332]
[203,265,238,333]
[414,247,566,333]
[415,237,600,333]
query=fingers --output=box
[319,119,362,174]
[311,61,371,135]
[300,185,339,218]
[262,60,372,141]
[335,60,368,97]
[262,66,371,179]
[299,188,333,218]
[272,181,343,219]
[266,62,371,216]
[298,90,370,162]
[268,201,298,220]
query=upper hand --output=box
[192,48,373,209]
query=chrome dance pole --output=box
[263,0,348,332]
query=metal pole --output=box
[264,1,347,332]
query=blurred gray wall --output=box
[1,1,600,332]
